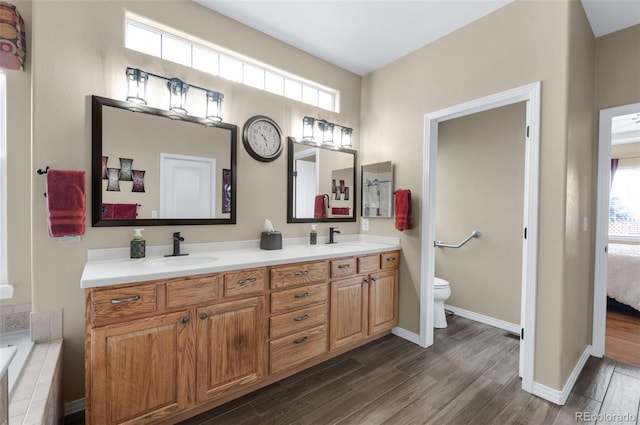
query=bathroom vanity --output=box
[82,239,399,425]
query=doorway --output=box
[592,102,640,365]
[160,153,216,218]
[420,82,541,393]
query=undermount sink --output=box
[145,255,218,267]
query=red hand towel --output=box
[102,203,137,219]
[395,189,414,231]
[46,170,86,237]
[314,195,327,218]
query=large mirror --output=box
[361,161,393,218]
[92,95,237,226]
[287,137,357,223]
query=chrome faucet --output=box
[327,227,341,244]
[165,232,188,257]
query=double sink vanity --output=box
[81,237,400,425]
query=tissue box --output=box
[260,231,282,250]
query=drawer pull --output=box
[200,312,208,320]
[294,271,309,276]
[293,314,309,322]
[293,336,309,344]
[386,257,397,261]
[337,264,351,269]
[109,295,140,305]
[238,277,257,285]
[294,292,310,299]
[180,316,189,324]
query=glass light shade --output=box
[321,121,334,144]
[167,78,189,114]
[302,116,315,140]
[341,127,353,147]
[206,90,224,122]
[126,68,148,104]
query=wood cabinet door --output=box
[90,311,195,425]
[368,269,399,335]
[330,276,368,351]
[196,297,266,404]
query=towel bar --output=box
[435,231,481,249]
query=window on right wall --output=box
[609,164,640,241]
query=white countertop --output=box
[81,234,401,289]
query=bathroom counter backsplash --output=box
[81,234,401,289]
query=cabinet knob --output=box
[200,312,208,320]
[363,278,369,284]
[371,276,378,282]
[180,316,189,324]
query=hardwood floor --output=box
[65,316,640,425]
[606,310,640,367]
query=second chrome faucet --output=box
[165,232,189,257]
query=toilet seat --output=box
[434,277,449,287]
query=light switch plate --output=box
[362,218,369,231]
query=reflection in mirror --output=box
[361,161,393,218]
[287,137,357,223]
[92,96,237,226]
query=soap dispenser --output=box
[310,224,317,245]
[130,228,146,259]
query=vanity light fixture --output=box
[300,116,353,148]
[205,90,224,122]
[126,68,148,105]
[124,67,224,121]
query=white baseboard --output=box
[444,304,520,334]
[532,345,592,405]
[391,326,421,345]
[64,398,85,416]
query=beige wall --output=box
[436,103,526,325]
[361,0,595,390]
[560,0,596,388]
[13,0,362,401]
[595,24,640,111]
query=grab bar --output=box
[434,231,481,249]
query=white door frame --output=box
[592,102,640,357]
[420,82,541,393]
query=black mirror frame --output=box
[91,95,237,227]
[287,137,357,223]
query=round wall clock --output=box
[242,115,283,162]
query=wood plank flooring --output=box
[64,315,640,425]
[606,310,640,367]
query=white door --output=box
[160,153,216,218]
[294,147,319,218]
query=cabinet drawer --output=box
[270,304,327,339]
[270,283,327,314]
[91,284,157,326]
[331,258,356,279]
[358,255,380,274]
[270,325,327,374]
[166,274,218,309]
[381,251,400,270]
[224,268,267,298]
[270,261,328,290]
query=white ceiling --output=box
[195,0,640,76]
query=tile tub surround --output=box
[81,234,401,288]
[0,330,33,393]
[0,304,31,333]
[8,339,63,425]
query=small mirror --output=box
[361,161,393,218]
[287,137,357,223]
[92,96,237,226]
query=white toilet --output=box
[433,277,451,328]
